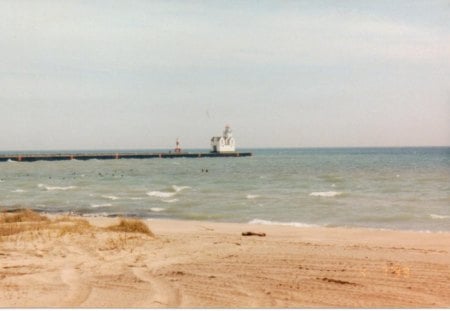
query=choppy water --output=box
[1,147,449,232]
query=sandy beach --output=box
[1,210,449,308]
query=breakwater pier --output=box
[0,151,252,162]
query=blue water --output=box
[1,147,449,232]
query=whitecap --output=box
[249,219,317,228]
[101,195,119,200]
[246,194,260,199]
[7,159,16,163]
[11,189,26,193]
[38,183,76,191]
[90,203,113,208]
[309,191,343,197]
[44,185,76,191]
[161,198,179,203]
[130,197,144,201]
[147,191,176,198]
[172,185,191,192]
[430,214,449,220]
[150,207,166,212]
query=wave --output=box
[309,191,343,197]
[172,185,191,192]
[248,219,317,228]
[430,214,449,220]
[90,203,113,208]
[246,194,260,199]
[150,207,166,212]
[11,189,26,193]
[161,198,179,203]
[38,184,76,191]
[147,185,190,199]
[101,195,119,200]
[147,191,176,198]
[0,179,5,183]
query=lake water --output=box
[1,147,449,232]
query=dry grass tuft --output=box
[107,218,154,236]
[0,209,49,223]
[0,211,155,246]
[0,209,50,238]
[55,218,94,236]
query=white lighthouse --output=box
[211,125,236,153]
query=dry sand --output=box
[1,212,449,308]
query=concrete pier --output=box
[0,151,252,162]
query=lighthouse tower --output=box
[210,125,236,153]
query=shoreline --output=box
[1,211,449,307]
[4,206,449,234]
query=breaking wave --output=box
[246,194,260,199]
[147,191,176,198]
[309,191,343,197]
[172,185,191,192]
[150,207,166,212]
[161,198,179,203]
[248,219,317,228]
[101,195,119,200]
[147,185,191,199]
[11,189,26,193]
[429,214,449,220]
[90,203,113,208]
[38,184,76,191]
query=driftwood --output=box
[242,231,266,237]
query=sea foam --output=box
[249,219,317,228]
[309,191,343,197]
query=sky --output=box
[1,0,449,150]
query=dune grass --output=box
[0,209,50,238]
[1,208,48,223]
[107,218,154,237]
[0,209,154,242]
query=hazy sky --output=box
[1,0,449,150]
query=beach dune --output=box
[0,211,449,307]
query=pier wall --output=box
[0,152,252,162]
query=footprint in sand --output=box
[131,267,181,307]
[59,267,92,306]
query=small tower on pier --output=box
[174,138,181,153]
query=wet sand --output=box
[1,215,449,307]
